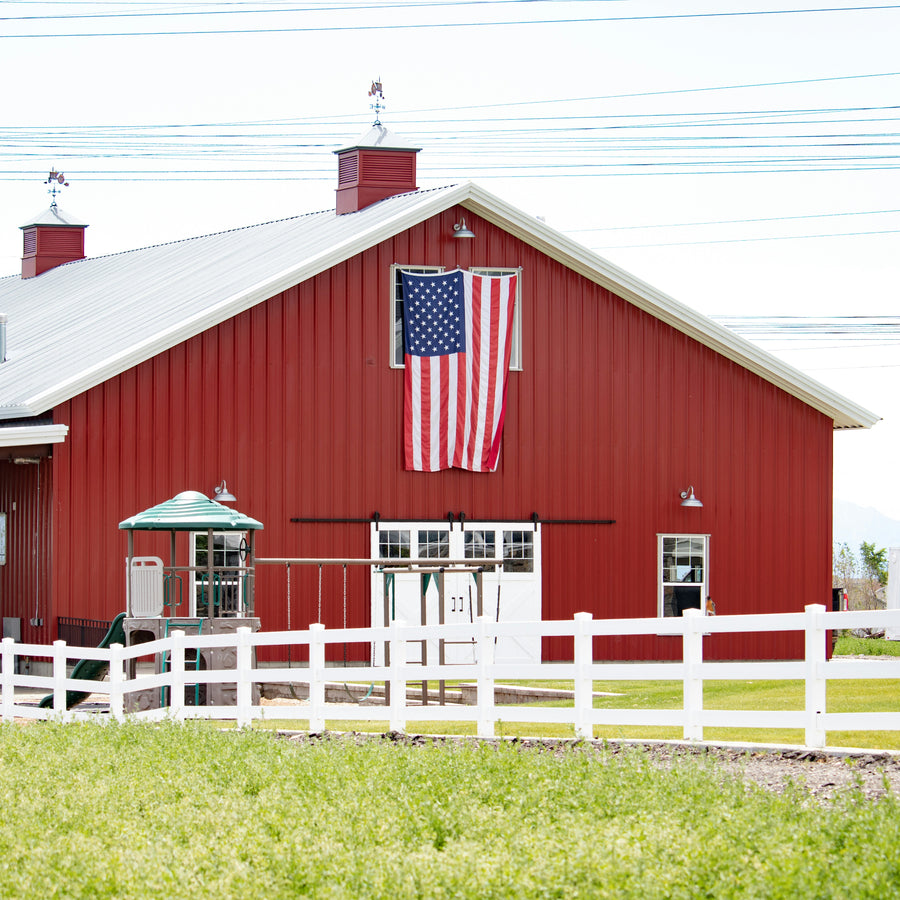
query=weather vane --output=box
[44,169,69,207]
[368,79,385,125]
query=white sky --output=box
[1,1,898,522]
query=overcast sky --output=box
[1,1,899,526]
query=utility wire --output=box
[2,0,610,21]
[5,5,900,39]
[568,209,900,232]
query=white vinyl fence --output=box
[2,605,899,749]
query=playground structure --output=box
[52,490,509,711]
[257,556,503,705]
[118,491,263,712]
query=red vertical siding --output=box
[0,458,53,645]
[41,206,834,660]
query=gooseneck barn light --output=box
[452,217,475,239]
[212,480,237,503]
[679,486,703,508]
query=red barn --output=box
[0,126,877,662]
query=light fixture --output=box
[452,217,475,239]
[680,486,703,508]
[212,480,236,503]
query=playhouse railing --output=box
[2,605,900,749]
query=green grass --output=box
[283,677,900,749]
[0,722,898,899]
[834,635,900,657]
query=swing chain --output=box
[317,564,323,624]
[286,562,291,631]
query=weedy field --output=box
[0,722,898,899]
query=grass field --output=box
[259,676,900,750]
[0,722,898,899]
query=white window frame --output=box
[658,534,710,618]
[390,264,444,368]
[390,265,522,370]
[468,267,523,372]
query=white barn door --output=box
[370,521,541,665]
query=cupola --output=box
[20,204,87,279]
[334,124,421,215]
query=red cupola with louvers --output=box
[334,124,421,214]
[21,204,87,279]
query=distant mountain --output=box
[834,500,900,551]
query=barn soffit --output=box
[0,182,878,431]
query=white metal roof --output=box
[336,124,421,153]
[20,204,87,229]
[0,181,878,430]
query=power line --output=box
[592,228,900,249]
[567,209,900,233]
[5,5,900,39]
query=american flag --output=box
[401,268,518,472]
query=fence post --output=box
[53,640,68,719]
[476,615,495,739]
[573,612,593,740]
[170,630,185,720]
[1,638,15,723]
[682,609,704,741]
[236,627,252,728]
[309,623,326,733]
[109,643,125,722]
[389,618,407,734]
[804,603,827,749]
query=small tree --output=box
[833,541,857,590]
[859,541,888,609]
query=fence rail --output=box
[3,605,900,748]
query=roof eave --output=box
[5,182,878,432]
[456,184,879,431]
[0,423,69,447]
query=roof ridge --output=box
[15,184,460,270]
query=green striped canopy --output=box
[118,490,264,532]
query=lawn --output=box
[0,722,898,899]
[268,676,900,750]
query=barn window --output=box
[464,529,496,572]
[390,265,522,370]
[468,268,522,372]
[390,265,443,367]
[419,530,450,558]
[502,531,534,573]
[378,529,411,559]
[658,535,710,617]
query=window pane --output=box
[419,530,449,558]
[503,531,533,573]
[660,535,708,617]
[379,530,410,559]
[465,530,496,572]
[670,585,702,617]
[469,268,521,370]
[393,267,442,367]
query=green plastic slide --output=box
[39,612,127,710]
